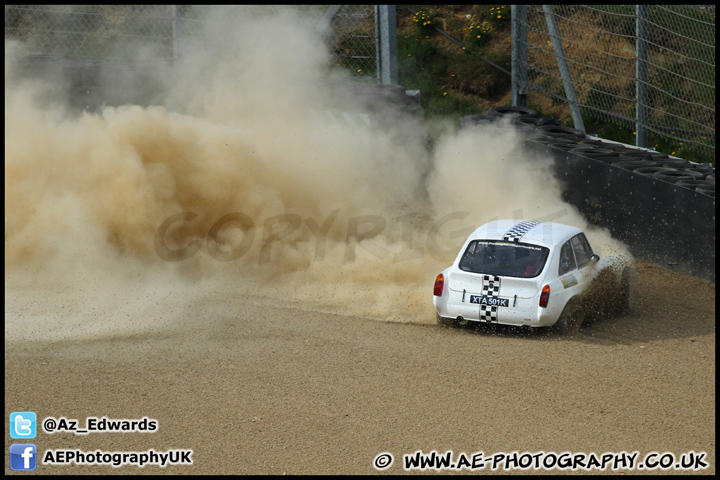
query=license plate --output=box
[469,295,509,307]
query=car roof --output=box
[465,219,582,248]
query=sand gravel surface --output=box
[5,263,715,475]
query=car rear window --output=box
[458,240,550,278]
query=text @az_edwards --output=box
[42,416,157,435]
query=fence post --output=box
[172,5,185,61]
[636,5,649,149]
[512,5,529,108]
[376,5,398,85]
[542,5,585,133]
[315,5,343,37]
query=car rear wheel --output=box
[616,268,631,316]
[553,304,579,334]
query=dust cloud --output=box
[5,8,630,343]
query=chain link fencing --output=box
[521,5,715,162]
[4,5,378,80]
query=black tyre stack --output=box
[460,106,715,197]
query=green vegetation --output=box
[463,21,491,48]
[392,5,714,165]
[411,10,437,37]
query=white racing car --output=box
[433,220,633,333]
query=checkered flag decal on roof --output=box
[503,220,542,243]
[479,275,500,322]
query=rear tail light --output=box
[433,273,444,296]
[539,284,550,308]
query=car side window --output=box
[579,233,594,257]
[571,234,591,268]
[558,240,576,275]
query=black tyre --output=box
[682,165,714,178]
[610,159,656,169]
[676,179,713,189]
[697,185,715,197]
[621,150,670,162]
[675,168,706,179]
[616,268,631,316]
[653,170,702,183]
[568,147,618,158]
[512,115,544,135]
[576,138,607,147]
[536,125,586,138]
[532,135,578,145]
[589,155,624,164]
[552,303,579,334]
[553,142,583,151]
[488,106,539,118]
[633,166,678,177]
[656,158,690,167]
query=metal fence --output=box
[513,5,715,161]
[4,5,378,80]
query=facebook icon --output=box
[10,444,37,470]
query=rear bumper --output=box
[433,295,560,327]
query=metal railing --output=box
[4,5,380,80]
[512,5,715,159]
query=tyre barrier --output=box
[652,170,705,184]
[487,106,539,118]
[551,142,586,152]
[673,168,705,179]
[576,138,607,147]
[512,115,544,128]
[609,159,657,169]
[620,150,670,161]
[697,185,715,197]
[655,158,690,168]
[472,107,714,280]
[512,115,562,128]
[633,166,678,177]
[606,145,644,154]
[567,147,617,158]
[586,155,626,164]
[532,135,577,144]
[536,124,586,139]
[676,179,716,190]
[525,136,715,282]
[534,118,564,127]
[682,164,715,178]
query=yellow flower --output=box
[443,92,447,95]
[357,69,362,73]
[497,15,501,18]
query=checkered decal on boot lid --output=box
[480,275,501,322]
[503,220,542,243]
